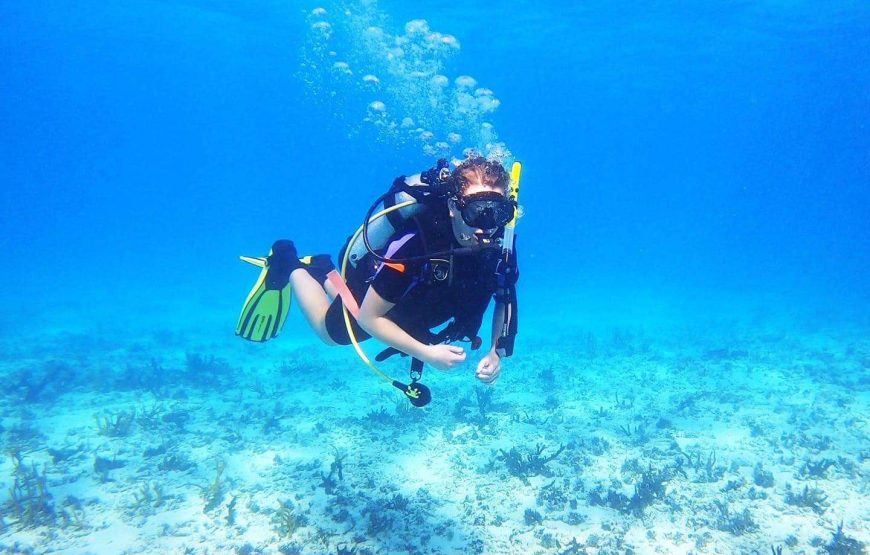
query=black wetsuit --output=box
[324,222,509,347]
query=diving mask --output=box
[455,191,516,230]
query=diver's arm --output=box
[357,288,423,358]
[490,301,507,353]
[357,287,466,370]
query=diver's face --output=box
[449,182,507,247]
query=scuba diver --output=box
[236,155,520,404]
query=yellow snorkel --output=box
[496,161,522,357]
[504,161,522,252]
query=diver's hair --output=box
[452,155,510,197]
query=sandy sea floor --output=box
[0,307,868,554]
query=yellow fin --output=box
[240,255,267,268]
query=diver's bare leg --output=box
[289,269,338,345]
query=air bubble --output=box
[478,96,500,112]
[440,34,460,49]
[431,75,449,88]
[311,21,331,37]
[364,26,384,39]
[332,61,352,75]
[405,19,430,36]
[455,75,477,89]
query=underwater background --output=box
[1,1,868,553]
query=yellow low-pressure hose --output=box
[339,199,418,383]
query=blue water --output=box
[3,1,868,323]
[1,2,868,553]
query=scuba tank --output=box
[345,173,428,269]
[345,159,453,269]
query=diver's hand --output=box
[425,344,466,371]
[476,350,502,384]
